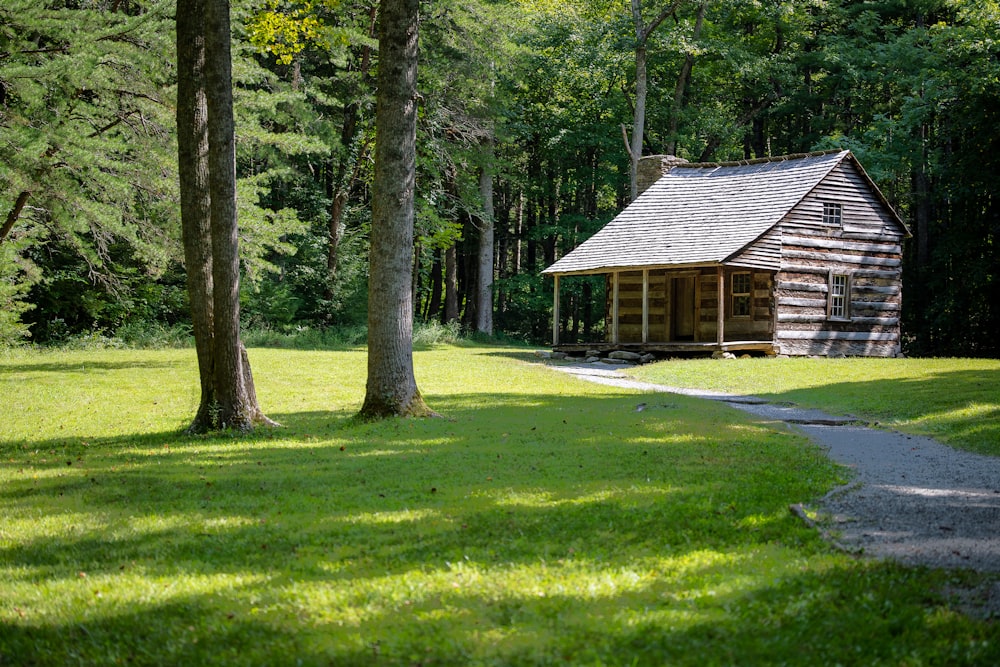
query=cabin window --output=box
[731,272,752,318]
[828,273,850,320]
[823,202,843,226]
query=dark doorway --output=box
[671,276,695,341]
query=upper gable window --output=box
[822,202,843,226]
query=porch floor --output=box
[553,340,776,356]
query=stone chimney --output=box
[636,155,689,198]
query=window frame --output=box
[828,271,851,321]
[731,271,752,319]
[822,202,843,227]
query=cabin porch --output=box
[550,266,777,355]
[552,340,776,357]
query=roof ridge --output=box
[675,149,846,169]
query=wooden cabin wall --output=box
[606,270,666,343]
[774,161,905,357]
[696,269,774,342]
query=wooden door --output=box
[671,276,695,340]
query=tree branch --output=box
[641,0,685,44]
[1,191,31,244]
[621,124,634,160]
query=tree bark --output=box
[204,0,253,430]
[359,0,433,419]
[176,0,216,430]
[178,0,274,432]
[475,146,495,336]
[443,243,459,323]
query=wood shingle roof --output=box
[543,150,859,276]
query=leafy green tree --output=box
[0,0,178,341]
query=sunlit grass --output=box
[1,345,998,665]
[629,356,1000,456]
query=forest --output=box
[2,0,998,357]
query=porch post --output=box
[552,274,560,346]
[612,271,620,344]
[641,269,649,343]
[717,266,725,346]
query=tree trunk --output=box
[460,213,477,330]
[177,0,274,432]
[629,41,646,201]
[426,247,442,320]
[176,0,216,430]
[359,0,433,419]
[443,243,459,323]
[628,0,683,200]
[205,0,253,430]
[666,2,705,156]
[475,141,495,336]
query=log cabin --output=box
[542,150,910,357]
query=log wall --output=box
[771,160,905,357]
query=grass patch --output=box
[1,346,997,665]
[629,357,1000,457]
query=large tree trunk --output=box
[359,0,433,419]
[205,0,252,430]
[176,0,216,430]
[178,0,274,432]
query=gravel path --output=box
[544,361,1000,574]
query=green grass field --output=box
[628,356,1000,457]
[1,345,997,665]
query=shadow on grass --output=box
[2,552,995,665]
[2,390,998,665]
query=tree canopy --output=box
[1,0,997,356]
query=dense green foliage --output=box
[1,0,997,355]
[2,346,998,664]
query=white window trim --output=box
[828,271,851,321]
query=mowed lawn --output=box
[629,356,1000,457]
[1,345,997,666]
